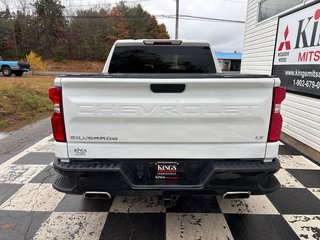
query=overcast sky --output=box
[139,0,248,53]
[1,0,248,53]
[61,0,248,52]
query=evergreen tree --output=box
[33,0,66,58]
[0,2,170,60]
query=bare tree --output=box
[0,0,10,9]
[14,0,32,13]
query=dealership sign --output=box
[273,2,320,97]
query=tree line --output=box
[0,0,170,61]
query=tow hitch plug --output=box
[136,163,144,179]
[161,195,180,208]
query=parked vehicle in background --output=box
[0,56,30,77]
[50,39,286,207]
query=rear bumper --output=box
[10,67,29,72]
[18,62,30,71]
[53,158,280,196]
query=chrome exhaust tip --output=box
[84,191,112,200]
[222,191,251,199]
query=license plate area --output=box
[149,161,185,180]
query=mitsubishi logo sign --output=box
[278,25,291,51]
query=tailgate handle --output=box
[150,84,185,93]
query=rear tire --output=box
[13,70,23,77]
[2,66,12,77]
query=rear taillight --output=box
[49,86,66,142]
[268,87,286,142]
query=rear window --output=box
[109,45,216,74]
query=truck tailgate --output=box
[59,76,275,159]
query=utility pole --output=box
[175,0,179,39]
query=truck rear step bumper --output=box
[53,158,280,196]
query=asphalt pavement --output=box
[0,119,319,240]
[0,118,52,165]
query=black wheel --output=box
[2,66,12,77]
[13,70,23,77]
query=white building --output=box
[241,0,320,153]
[216,52,242,71]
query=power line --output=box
[180,14,245,23]
[63,0,148,4]
[0,14,245,24]
[220,0,247,3]
[61,14,246,24]
[63,0,150,8]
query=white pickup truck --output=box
[50,39,285,206]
